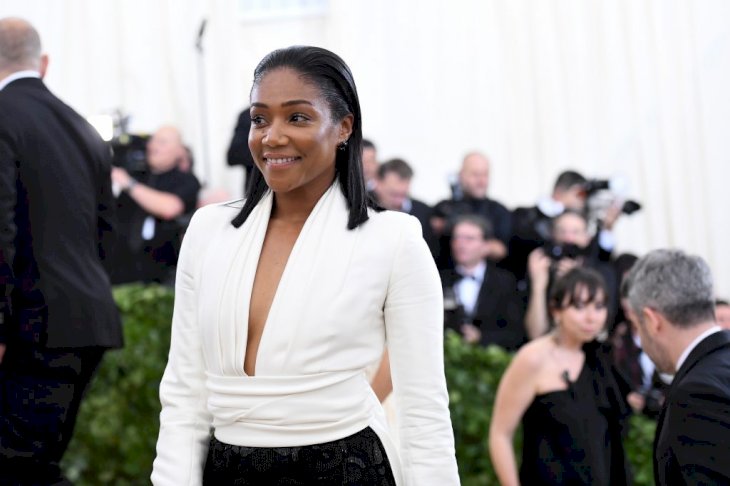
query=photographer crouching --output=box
[524,210,618,340]
[109,126,200,285]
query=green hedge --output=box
[62,285,655,484]
[62,285,174,485]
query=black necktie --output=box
[457,271,477,281]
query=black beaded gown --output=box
[519,342,632,485]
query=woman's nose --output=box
[262,120,287,146]
[588,306,605,324]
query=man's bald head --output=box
[147,125,186,173]
[0,17,43,74]
[459,151,491,199]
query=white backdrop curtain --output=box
[2,0,729,295]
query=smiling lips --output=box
[264,155,301,167]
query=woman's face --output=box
[248,67,353,197]
[553,286,608,343]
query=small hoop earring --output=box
[337,140,348,151]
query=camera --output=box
[110,133,149,177]
[583,178,642,216]
[542,241,584,261]
[87,109,150,177]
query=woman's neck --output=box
[551,330,583,352]
[271,180,333,224]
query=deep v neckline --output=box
[241,185,335,376]
[244,219,304,376]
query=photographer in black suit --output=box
[0,18,123,483]
[110,125,200,285]
[371,158,437,256]
[625,249,730,484]
[524,210,617,340]
[506,170,588,285]
[432,152,512,269]
[441,215,525,350]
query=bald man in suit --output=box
[0,17,122,484]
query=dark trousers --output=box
[0,343,104,486]
[203,426,397,485]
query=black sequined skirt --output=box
[202,426,397,485]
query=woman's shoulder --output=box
[185,200,245,235]
[364,208,422,235]
[512,336,554,371]
[196,199,245,218]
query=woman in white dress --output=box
[151,46,459,485]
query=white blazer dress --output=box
[151,182,460,485]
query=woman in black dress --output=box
[489,267,631,485]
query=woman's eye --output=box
[291,113,309,123]
[251,115,266,126]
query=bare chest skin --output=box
[245,218,304,376]
[533,346,585,395]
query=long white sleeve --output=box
[151,209,213,486]
[384,216,461,485]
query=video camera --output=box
[110,133,150,177]
[87,109,151,177]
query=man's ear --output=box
[39,54,49,78]
[642,307,664,335]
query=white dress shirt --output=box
[675,325,723,372]
[0,70,40,91]
[633,334,657,391]
[453,261,486,317]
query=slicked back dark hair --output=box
[553,170,587,192]
[231,45,378,230]
[378,158,414,180]
[451,214,494,241]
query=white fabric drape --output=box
[3,0,729,294]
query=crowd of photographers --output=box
[107,122,729,421]
[361,139,729,421]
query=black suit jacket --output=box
[407,198,438,257]
[654,330,730,484]
[0,77,122,349]
[442,262,526,351]
[433,196,512,270]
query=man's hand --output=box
[111,167,132,190]
[461,323,482,344]
[602,201,623,231]
[430,216,447,236]
[527,248,551,288]
[0,343,6,364]
[484,239,507,261]
[554,257,579,279]
[627,391,646,414]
